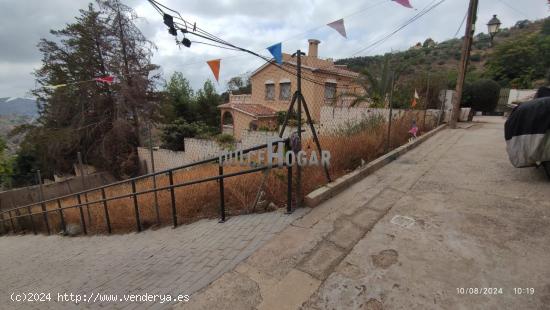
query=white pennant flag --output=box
[327,19,347,39]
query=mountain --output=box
[0,97,37,154]
[0,97,38,117]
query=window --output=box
[279,82,291,100]
[265,83,275,100]
[324,82,337,100]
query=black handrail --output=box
[0,138,287,216]
[0,138,292,235]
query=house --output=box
[219,39,364,140]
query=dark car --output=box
[504,87,550,179]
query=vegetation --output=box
[337,17,550,106]
[160,73,222,151]
[10,111,428,235]
[12,0,160,182]
[0,137,13,188]
[462,79,501,112]
[485,32,550,88]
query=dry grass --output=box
[12,112,436,235]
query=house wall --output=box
[250,58,362,122]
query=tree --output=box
[542,18,550,36]
[161,72,195,123]
[462,79,500,112]
[227,75,251,94]
[160,75,222,151]
[18,1,159,179]
[485,33,550,88]
[195,80,222,128]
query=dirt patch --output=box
[371,249,399,269]
[364,298,383,310]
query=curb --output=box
[305,124,448,207]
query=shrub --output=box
[462,79,500,112]
[161,120,216,151]
[215,133,236,150]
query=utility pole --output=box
[422,73,430,131]
[449,0,478,129]
[296,49,304,209]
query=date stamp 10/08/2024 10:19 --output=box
[456,288,535,295]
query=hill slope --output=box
[336,17,549,91]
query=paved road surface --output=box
[0,209,306,309]
[185,117,550,310]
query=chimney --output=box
[308,39,321,58]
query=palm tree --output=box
[335,55,396,108]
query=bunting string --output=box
[44,76,115,90]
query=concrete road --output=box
[0,209,307,309]
[185,117,550,309]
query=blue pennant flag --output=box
[267,43,282,65]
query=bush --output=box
[462,79,500,112]
[469,54,481,62]
[215,133,236,150]
[161,120,216,151]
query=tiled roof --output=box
[314,66,360,78]
[218,103,277,118]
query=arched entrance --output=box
[222,111,234,136]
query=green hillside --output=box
[336,17,550,108]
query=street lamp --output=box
[487,14,501,47]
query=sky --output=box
[0,0,548,98]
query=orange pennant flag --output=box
[411,89,419,108]
[207,59,221,82]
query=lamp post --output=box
[487,14,501,47]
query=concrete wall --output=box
[0,172,115,210]
[319,106,442,134]
[138,138,225,173]
[507,89,537,105]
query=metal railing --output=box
[0,139,292,236]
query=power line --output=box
[154,0,392,68]
[496,0,529,19]
[454,10,468,38]
[351,0,448,56]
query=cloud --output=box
[0,0,547,97]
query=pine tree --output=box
[18,1,159,180]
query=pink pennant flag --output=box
[327,19,347,39]
[94,76,115,84]
[393,0,413,9]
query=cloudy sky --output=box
[0,0,547,98]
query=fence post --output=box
[131,180,142,232]
[100,188,111,234]
[77,194,87,235]
[77,152,92,226]
[218,165,226,223]
[37,170,50,235]
[0,212,5,235]
[57,199,66,235]
[26,205,36,235]
[286,162,293,214]
[168,170,177,228]
[9,210,16,233]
